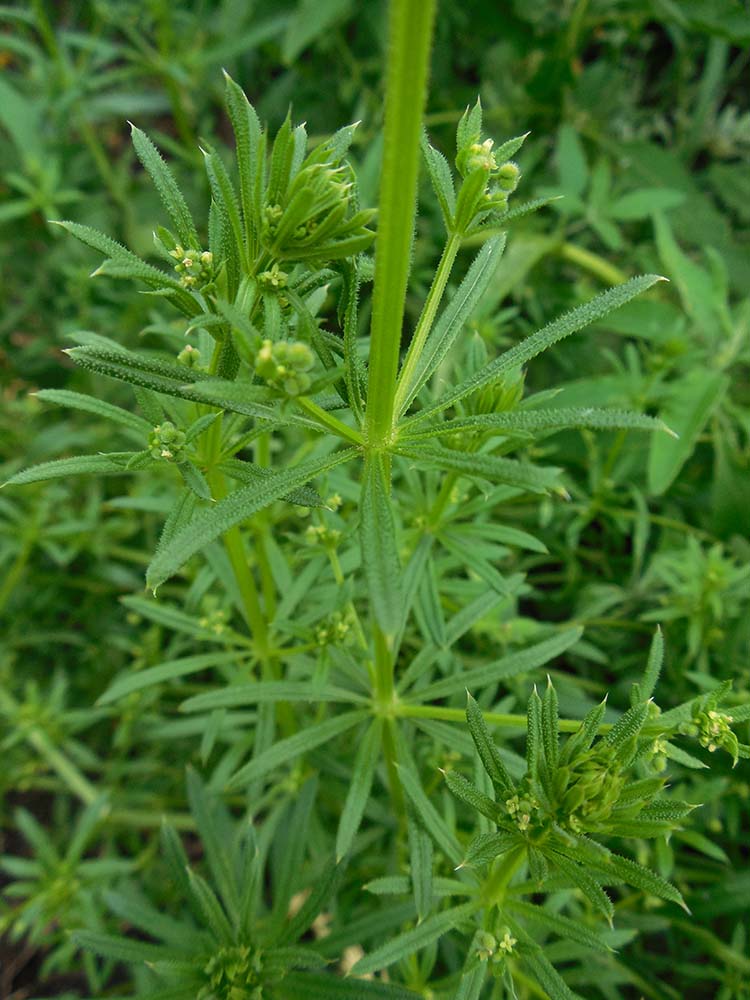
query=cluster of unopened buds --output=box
[315,612,351,648]
[305,523,342,548]
[255,338,314,397]
[149,421,186,462]
[198,608,228,636]
[176,344,203,368]
[505,791,538,833]
[169,245,214,289]
[681,707,738,762]
[199,944,264,1000]
[456,137,521,214]
[474,928,517,964]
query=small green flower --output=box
[149,421,187,462]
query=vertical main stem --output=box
[365,0,437,448]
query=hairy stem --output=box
[365,0,437,447]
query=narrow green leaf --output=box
[280,973,421,999]
[547,852,614,922]
[407,806,434,921]
[640,627,664,702]
[147,448,357,589]
[592,852,688,910]
[360,453,403,637]
[98,651,248,705]
[186,769,240,919]
[226,710,366,790]
[351,903,476,977]
[182,682,365,713]
[35,389,151,435]
[223,72,262,254]
[526,686,543,778]
[395,444,560,495]
[443,768,499,823]
[414,627,582,702]
[396,764,464,865]
[402,406,674,442]
[421,132,456,229]
[510,899,612,953]
[542,678,559,772]
[74,931,182,965]
[4,453,141,486]
[404,275,666,427]
[336,718,383,860]
[130,124,199,248]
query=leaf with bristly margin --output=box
[407,806,434,922]
[542,677,559,772]
[185,768,240,919]
[396,764,463,866]
[279,973,422,999]
[147,448,357,589]
[73,930,183,966]
[336,717,383,860]
[3,453,143,486]
[515,933,585,1000]
[223,72,263,247]
[130,124,199,248]
[414,627,582,703]
[182,682,365,713]
[458,694,516,800]
[462,831,518,869]
[52,221,200,315]
[453,964,487,1000]
[186,866,234,942]
[395,444,560,495]
[398,236,506,415]
[178,461,212,500]
[218,459,326,506]
[632,626,664,704]
[562,698,608,762]
[526,686,543,779]
[443,769,499,823]
[34,389,151,435]
[360,453,403,637]
[351,903,476,977]
[510,899,612,953]
[589,851,688,910]
[547,851,614,922]
[404,274,666,427]
[202,142,246,270]
[98,651,248,705]
[603,701,649,753]
[421,132,456,230]
[402,406,674,442]
[457,99,482,151]
[225,710,366,791]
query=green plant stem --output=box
[373,625,406,818]
[297,396,364,445]
[559,241,627,285]
[482,845,525,909]
[394,233,462,417]
[365,0,437,447]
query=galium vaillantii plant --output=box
[6,1,748,997]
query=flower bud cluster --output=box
[505,787,539,832]
[260,160,375,263]
[199,944,264,1000]
[149,421,186,462]
[254,339,314,397]
[305,523,342,548]
[553,747,627,833]
[315,612,351,648]
[176,344,203,368]
[169,245,214,289]
[257,263,288,292]
[473,928,517,965]
[681,707,738,761]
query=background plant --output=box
[1,1,749,998]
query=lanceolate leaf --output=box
[146,448,357,589]
[360,453,404,637]
[395,443,560,494]
[403,274,666,427]
[34,389,152,435]
[400,407,674,442]
[226,710,366,790]
[336,717,384,860]
[351,903,477,977]
[130,124,199,248]
[412,627,582,702]
[280,974,421,999]
[4,453,144,486]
